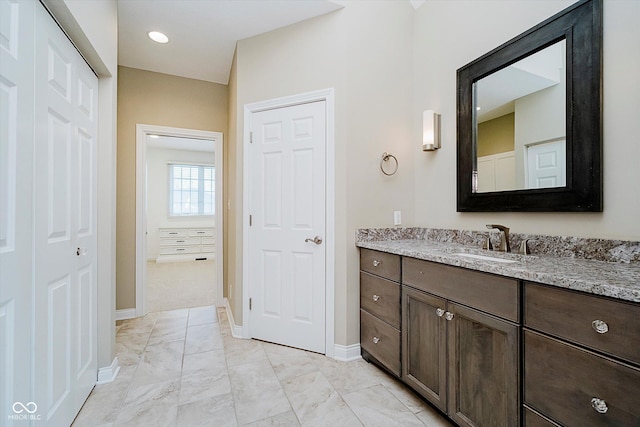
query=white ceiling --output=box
[118,0,344,84]
[477,40,565,122]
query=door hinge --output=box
[249,214,252,226]
[250,131,253,143]
[249,298,252,310]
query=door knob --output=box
[304,236,323,245]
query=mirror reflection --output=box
[473,39,566,193]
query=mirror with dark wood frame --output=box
[456,0,602,212]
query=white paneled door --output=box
[526,140,566,189]
[0,1,98,426]
[0,1,35,425]
[249,101,326,353]
[33,3,99,425]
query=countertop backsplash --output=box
[356,227,640,264]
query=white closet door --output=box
[32,2,98,425]
[0,0,35,425]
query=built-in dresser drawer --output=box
[360,272,400,329]
[159,246,200,255]
[403,257,519,322]
[201,245,215,253]
[524,282,640,364]
[159,228,189,238]
[360,309,400,376]
[524,330,640,427]
[189,228,214,237]
[160,236,201,246]
[201,236,215,245]
[360,249,401,282]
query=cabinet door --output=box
[447,303,520,427]
[402,286,447,411]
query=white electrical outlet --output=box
[393,211,402,226]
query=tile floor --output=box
[72,305,453,427]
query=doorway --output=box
[136,125,224,316]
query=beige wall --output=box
[116,66,228,309]
[227,0,640,348]
[230,1,415,345]
[478,113,514,157]
[413,0,640,241]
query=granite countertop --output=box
[356,238,640,303]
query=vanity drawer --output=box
[360,272,400,329]
[524,282,640,364]
[523,406,560,427]
[360,249,401,282]
[524,330,640,427]
[403,257,519,322]
[361,309,400,376]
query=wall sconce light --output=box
[422,110,441,151]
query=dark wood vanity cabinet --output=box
[402,258,520,427]
[359,249,402,376]
[523,282,640,427]
[359,248,640,427]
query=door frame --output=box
[135,124,224,316]
[242,88,335,357]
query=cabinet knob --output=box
[372,294,380,302]
[436,308,445,317]
[372,337,380,344]
[592,319,609,334]
[444,312,454,321]
[591,397,608,414]
[372,260,381,267]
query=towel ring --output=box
[380,152,398,176]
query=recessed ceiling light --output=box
[148,31,169,44]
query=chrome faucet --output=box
[486,224,510,252]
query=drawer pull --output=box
[436,308,445,317]
[372,294,380,302]
[591,397,608,414]
[372,260,381,267]
[444,312,454,321]
[372,337,380,344]
[592,319,609,334]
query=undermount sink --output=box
[453,252,518,264]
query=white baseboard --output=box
[155,254,215,263]
[116,308,136,321]
[224,298,244,338]
[333,343,362,362]
[96,357,120,384]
